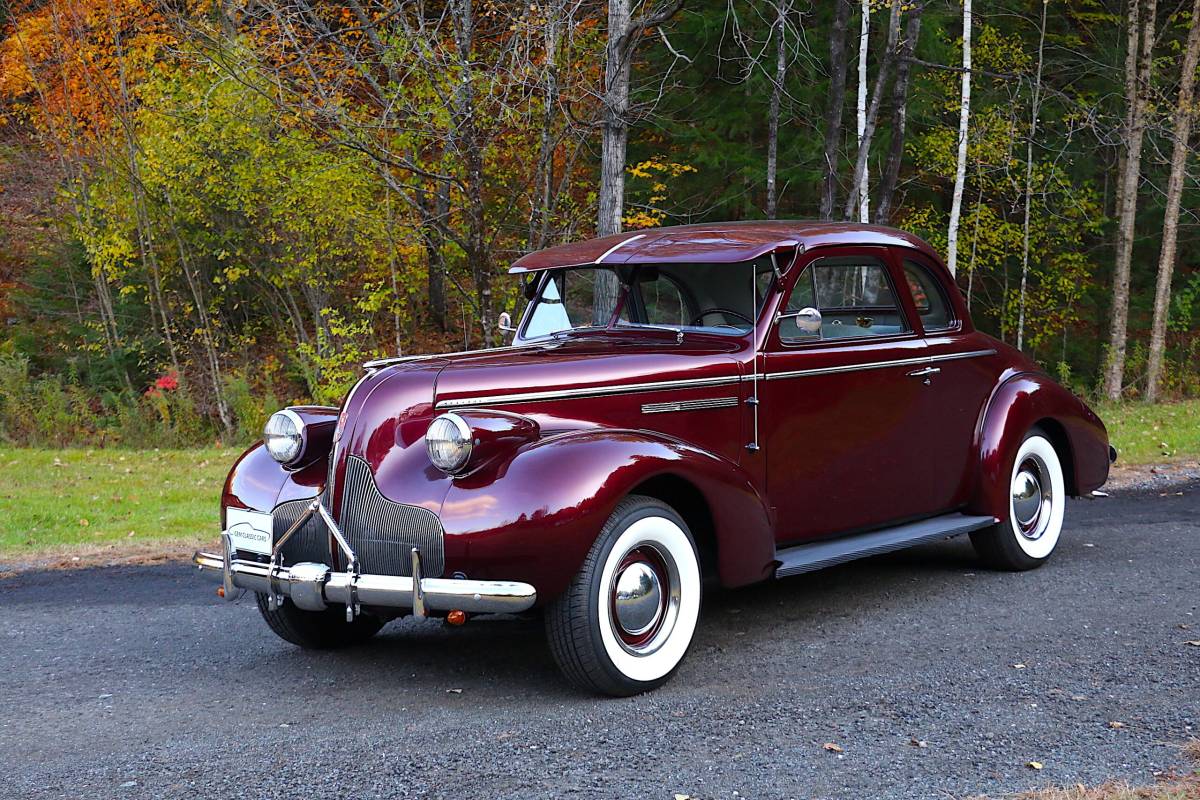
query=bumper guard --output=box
[194,499,536,619]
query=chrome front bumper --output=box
[194,499,536,619]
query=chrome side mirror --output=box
[778,306,822,336]
[497,312,517,334]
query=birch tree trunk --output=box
[945,0,972,276]
[854,0,871,222]
[874,5,923,224]
[819,0,852,221]
[1145,0,1200,401]
[766,0,790,219]
[1016,0,1048,352]
[1103,0,1157,399]
[844,0,901,222]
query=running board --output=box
[774,513,996,578]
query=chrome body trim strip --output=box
[764,348,996,381]
[432,349,997,409]
[594,233,647,264]
[642,396,739,415]
[928,348,997,363]
[435,374,743,410]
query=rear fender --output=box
[437,429,775,601]
[972,372,1111,519]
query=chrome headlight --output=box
[426,413,473,474]
[264,410,305,464]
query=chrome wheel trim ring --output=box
[1013,454,1053,541]
[608,543,680,657]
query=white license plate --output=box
[225,507,274,556]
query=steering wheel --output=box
[689,307,754,327]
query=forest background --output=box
[2,0,1198,449]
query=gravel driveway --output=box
[2,483,1197,799]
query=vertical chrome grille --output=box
[339,455,445,577]
[271,490,332,565]
[269,455,445,578]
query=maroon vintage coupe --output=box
[195,221,1113,695]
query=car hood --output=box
[330,333,746,513]
[337,334,743,480]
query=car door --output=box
[760,246,934,545]
[896,253,1002,513]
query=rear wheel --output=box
[255,593,384,649]
[970,429,1066,570]
[545,495,702,696]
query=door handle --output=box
[907,366,941,384]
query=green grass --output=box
[1095,399,1200,465]
[0,447,240,559]
[0,400,1197,560]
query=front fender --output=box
[221,442,327,524]
[971,372,1110,519]
[437,429,774,602]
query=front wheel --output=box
[255,593,384,649]
[970,429,1066,570]
[545,495,702,696]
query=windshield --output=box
[520,258,777,339]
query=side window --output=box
[780,256,908,343]
[902,260,954,332]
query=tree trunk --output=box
[598,0,633,238]
[766,0,790,219]
[874,5,923,224]
[531,0,564,249]
[450,0,493,346]
[945,0,972,276]
[1016,0,1048,352]
[819,0,852,221]
[844,0,902,222]
[852,0,871,222]
[1103,0,1157,399]
[1146,0,1200,401]
[418,182,449,333]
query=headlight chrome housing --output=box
[264,409,306,464]
[426,413,474,474]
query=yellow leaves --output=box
[1027,761,1044,770]
[627,157,698,180]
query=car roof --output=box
[508,220,942,273]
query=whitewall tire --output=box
[970,429,1066,570]
[545,495,702,696]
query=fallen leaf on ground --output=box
[823,742,843,753]
[1027,761,1044,770]
[1108,721,1125,729]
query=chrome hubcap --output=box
[1012,469,1042,527]
[1012,455,1053,540]
[613,562,663,636]
[608,542,680,656]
